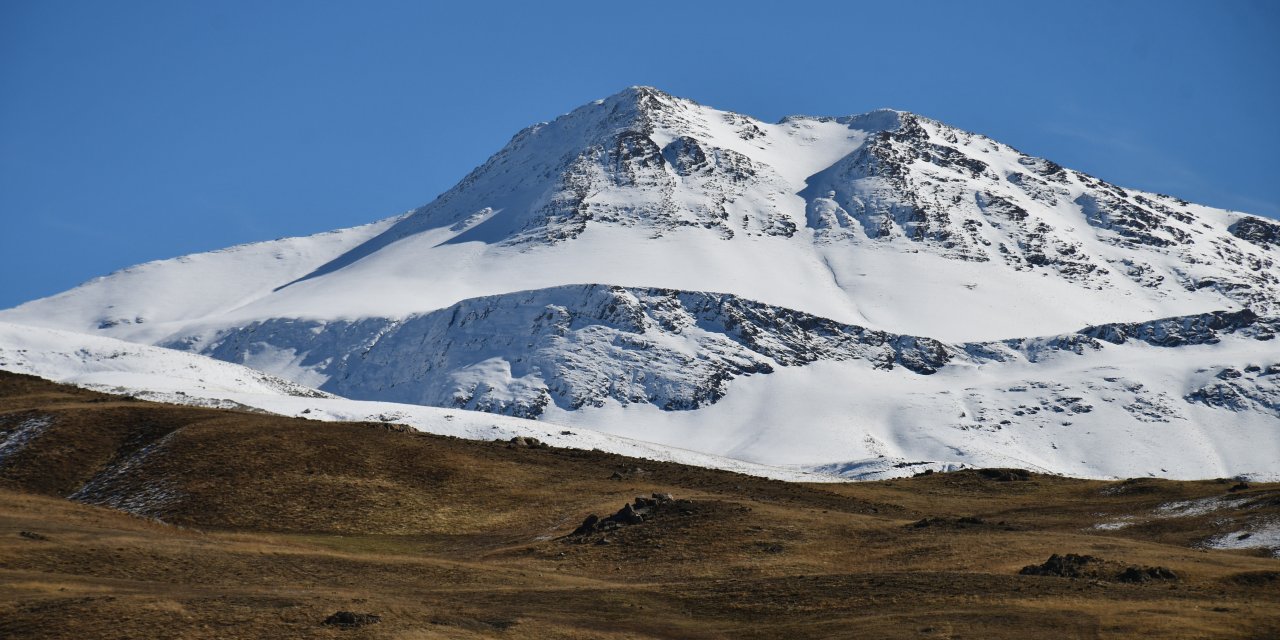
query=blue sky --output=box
[2,0,1277,308]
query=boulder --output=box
[1117,566,1178,583]
[571,514,600,537]
[508,436,549,449]
[322,611,381,628]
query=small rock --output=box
[19,531,49,541]
[1228,482,1251,492]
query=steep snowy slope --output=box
[2,87,1278,480]
[0,322,331,401]
[0,322,826,481]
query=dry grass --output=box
[1,371,1278,638]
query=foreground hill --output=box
[2,372,1278,638]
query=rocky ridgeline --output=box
[188,284,1278,421]
[795,109,1280,317]
[287,86,1278,316]
[191,285,958,418]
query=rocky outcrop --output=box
[569,493,682,537]
[1185,364,1280,418]
[1020,554,1100,578]
[1230,216,1280,248]
[1020,555,1179,583]
[190,285,959,418]
[1079,309,1274,347]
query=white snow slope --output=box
[2,87,1278,481]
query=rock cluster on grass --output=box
[1020,553,1099,578]
[1020,554,1179,583]
[609,465,649,480]
[978,468,1032,482]
[506,436,549,449]
[322,611,381,628]
[1116,566,1179,583]
[570,493,680,537]
[909,516,986,529]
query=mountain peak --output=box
[586,85,695,132]
[603,85,686,106]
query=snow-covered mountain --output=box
[3,86,1278,479]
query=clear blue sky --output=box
[2,0,1277,308]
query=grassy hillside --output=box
[1,371,1277,639]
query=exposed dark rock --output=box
[1020,554,1099,578]
[1076,193,1186,248]
[18,531,49,541]
[322,611,381,628]
[1116,566,1179,583]
[1229,216,1280,248]
[571,514,600,537]
[568,493,680,538]
[1079,309,1262,348]
[1228,482,1251,493]
[1022,554,1179,584]
[507,436,549,449]
[1185,363,1280,418]
[909,516,986,529]
[1224,570,1280,587]
[977,468,1032,482]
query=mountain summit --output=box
[3,87,1278,480]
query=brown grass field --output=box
[1,370,1277,639]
